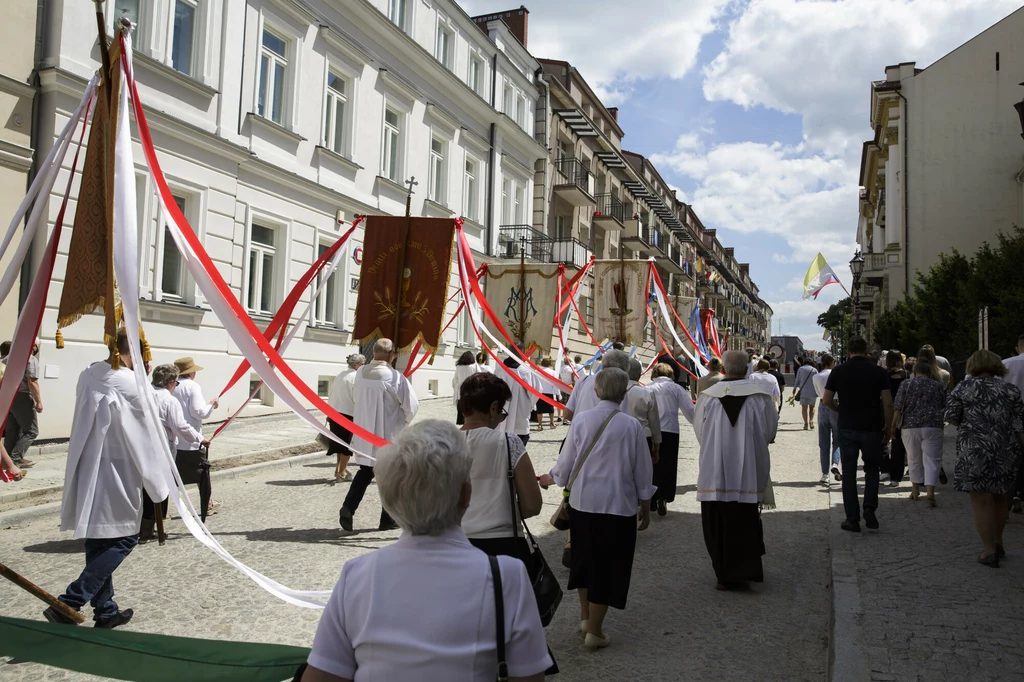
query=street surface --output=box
[0,400,842,681]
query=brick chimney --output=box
[472,6,529,48]
[607,107,619,121]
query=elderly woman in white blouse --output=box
[647,362,696,516]
[302,419,552,682]
[539,368,655,651]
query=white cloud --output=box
[768,287,848,351]
[457,0,731,95]
[702,0,1022,156]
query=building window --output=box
[513,185,524,224]
[515,95,526,128]
[381,107,401,182]
[317,376,333,398]
[458,305,474,347]
[428,137,446,204]
[314,243,338,326]
[468,56,483,94]
[115,0,141,25]
[557,139,571,163]
[435,24,453,70]
[171,0,197,76]
[324,71,348,156]
[387,0,406,30]
[258,28,287,124]
[501,177,511,224]
[463,157,478,222]
[161,195,189,299]
[247,223,276,315]
[502,83,513,116]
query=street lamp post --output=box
[1014,82,1024,141]
[849,251,865,338]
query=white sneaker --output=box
[879,473,891,482]
[819,474,830,485]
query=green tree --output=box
[817,297,851,356]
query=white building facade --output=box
[31,0,546,437]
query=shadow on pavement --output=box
[265,478,338,487]
[22,539,85,554]
[214,527,393,545]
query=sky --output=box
[458,0,1023,350]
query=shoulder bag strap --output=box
[505,434,519,541]
[488,555,508,682]
[565,411,617,494]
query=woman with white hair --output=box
[328,354,365,481]
[302,420,552,681]
[539,367,655,650]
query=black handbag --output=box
[505,435,562,628]
[175,445,212,523]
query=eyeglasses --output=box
[498,408,508,422]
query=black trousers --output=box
[342,465,394,527]
[652,432,680,504]
[141,489,168,520]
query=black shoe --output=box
[841,520,861,533]
[977,553,1000,568]
[656,499,667,517]
[996,544,1006,558]
[831,466,842,482]
[43,605,79,626]
[338,507,353,532]
[864,509,879,530]
[939,468,948,485]
[378,521,399,531]
[94,608,133,629]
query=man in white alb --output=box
[626,358,661,461]
[562,350,631,422]
[339,339,418,532]
[496,355,541,446]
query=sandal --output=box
[206,499,222,515]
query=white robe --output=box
[497,363,540,437]
[60,362,171,539]
[693,379,777,504]
[451,363,481,406]
[350,360,419,466]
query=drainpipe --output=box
[535,70,549,237]
[23,0,51,309]
[485,53,498,257]
[898,90,909,297]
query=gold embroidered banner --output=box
[352,216,455,350]
[483,262,560,353]
[593,259,648,345]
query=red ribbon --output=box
[122,37,387,450]
[649,266,710,363]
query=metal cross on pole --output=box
[392,176,417,367]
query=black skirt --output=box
[326,415,354,457]
[700,501,765,584]
[568,510,637,610]
[536,398,555,414]
[652,431,680,504]
[468,535,530,559]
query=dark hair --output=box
[457,351,476,366]
[914,361,933,377]
[458,372,512,416]
[707,357,722,372]
[0,341,10,357]
[476,352,489,365]
[905,357,916,374]
[848,337,868,354]
[612,342,625,351]
[769,359,779,369]
[503,356,520,369]
[821,353,835,368]
[757,359,770,371]
[885,349,903,371]
[574,355,582,363]
[115,328,131,356]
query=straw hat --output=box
[174,357,204,375]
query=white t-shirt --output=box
[308,528,552,681]
[1005,354,1024,396]
[461,428,527,539]
[812,368,831,400]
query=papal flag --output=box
[483,262,559,353]
[593,259,648,345]
[802,253,842,300]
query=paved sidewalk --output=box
[828,427,1024,681]
[0,402,443,512]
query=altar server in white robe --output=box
[46,329,170,628]
[497,355,540,446]
[694,350,777,591]
[648,362,696,516]
[340,338,419,532]
[562,350,631,422]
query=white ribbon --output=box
[648,259,708,377]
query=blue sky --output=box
[459,0,1023,350]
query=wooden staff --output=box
[518,237,526,350]
[154,498,166,545]
[92,1,112,103]
[618,249,625,343]
[392,178,417,367]
[0,563,86,623]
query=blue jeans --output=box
[59,535,138,621]
[838,429,883,524]
[817,404,840,475]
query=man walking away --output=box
[824,337,893,532]
[173,357,220,514]
[328,354,365,482]
[813,354,841,485]
[1003,333,1024,512]
[340,338,418,532]
[768,359,786,416]
[694,350,777,590]
[3,341,42,468]
[45,329,169,628]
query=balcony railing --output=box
[498,225,591,270]
[554,157,594,195]
[594,194,627,223]
[641,224,662,251]
[551,238,590,270]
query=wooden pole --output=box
[617,249,625,343]
[154,498,166,545]
[391,177,416,367]
[93,1,112,104]
[0,563,86,623]
[518,236,526,351]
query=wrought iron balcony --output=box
[551,238,591,270]
[658,240,684,274]
[497,225,591,270]
[593,194,627,228]
[553,157,595,206]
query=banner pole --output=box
[393,177,417,366]
[518,236,526,351]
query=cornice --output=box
[0,74,35,99]
[0,139,34,172]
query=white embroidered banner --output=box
[483,262,560,353]
[593,259,648,346]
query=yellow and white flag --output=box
[802,253,842,300]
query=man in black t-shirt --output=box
[823,337,894,533]
[768,359,786,415]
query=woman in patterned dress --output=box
[945,350,1024,568]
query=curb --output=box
[0,448,328,527]
[827,481,868,682]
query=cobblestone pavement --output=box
[0,401,831,681]
[829,426,1024,682]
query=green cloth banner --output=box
[0,616,309,681]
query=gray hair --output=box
[628,358,642,381]
[722,350,748,378]
[374,420,471,536]
[373,338,394,356]
[151,363,179,389]
[595,367,629,403]
[347,353,366,369]
[600,349,631,372]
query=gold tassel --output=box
[55,329,64,349]
[428,350,437,366]
[139,326,152,363]
[105,331,119,369]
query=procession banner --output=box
[352,216,455,350]
[593,259,648,345]
[483,262,560,353]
